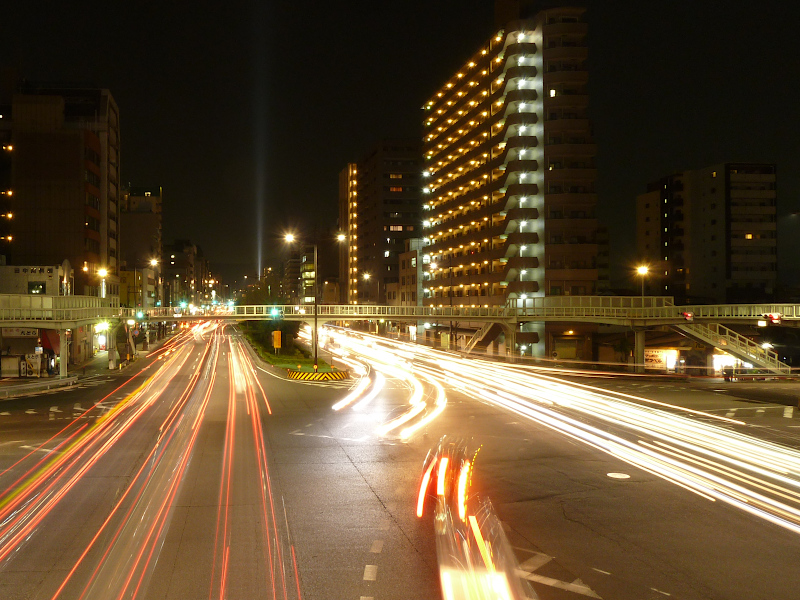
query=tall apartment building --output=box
[338,163,358,303]
[0,74,121,296]
[422,3,597,357]
[339,140,421,305]
[637,163,777,304]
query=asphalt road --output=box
[1,325,800,600]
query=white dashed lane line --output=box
[363,565,377,581]
[369,540,383,553]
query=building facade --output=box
[422,4,597,356]
[120,185,162,306]
[338,163,358,304]
[0,75,121,297]
[341,140,421,305]
[162,240,209,307]
[637,163,778,304]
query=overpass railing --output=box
[2,295,799,326]
[0,294,119,323]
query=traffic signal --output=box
[764,313,782,325]
[682,311,694,322]
[270,307,283,319]
[136,311,144,320]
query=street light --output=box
[636,265,649,298]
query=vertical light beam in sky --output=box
[253,0,269,278]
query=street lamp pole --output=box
[98,268,108,299]
[313,242,318,371]
[285,233,319,371]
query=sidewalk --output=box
[0,336,171,400]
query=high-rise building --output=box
[282,254,302,304]
[120,185,162,306]
[163,240,208,307]
[340,140,421,305]
[338,163,358,304]
[422,3,597,357]
[637,163,778,304]
[0,74,121,296]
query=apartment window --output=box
[86,193,100,210]
[745,233,753,240]
[85,170,101,188]
[389,186,403,192]
[389,174,402,179]
[389,225,403,231]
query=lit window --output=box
[745,233,753,240]
[549,89,556,97]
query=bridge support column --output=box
[59,329,69,377]
[504,325,516,363]
[108,323,118,370]
[634,328,646,374]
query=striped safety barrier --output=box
[286,369,350,381]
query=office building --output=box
[422,3,597,356]
[0,74,121,296]
[637,163,777,304]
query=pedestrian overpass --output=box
[1,294,796,376]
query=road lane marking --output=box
[49,406,61,412]
[369,540,383,553]
[651,588,671,596]
[20,445,53,454]
[363,565,377,581]
[360,597,374,600]
[784,407,794,418]
[517,552,551,572]
[521,572,600,598]
[592,568,611,575]
[25,409,36,414]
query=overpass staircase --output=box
[672,322,791,374]
[464,322,504,353]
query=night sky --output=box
[3,1,799,288]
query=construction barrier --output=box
[286,369,349,381]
